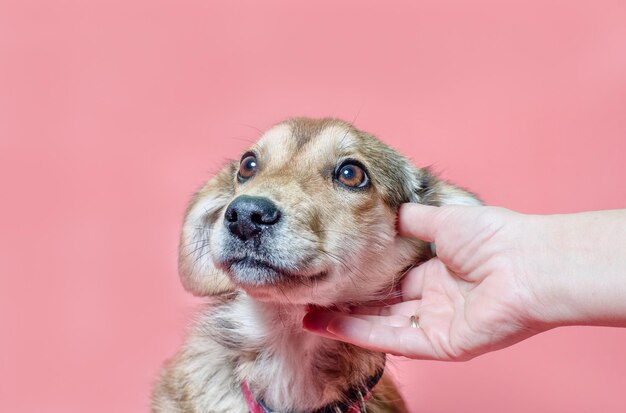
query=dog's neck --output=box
[211,294,385,412]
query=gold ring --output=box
[410,315,420,329]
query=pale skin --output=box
[303,204,626,361]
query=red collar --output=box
[241,368,384,413]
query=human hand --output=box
[303,204,548,360]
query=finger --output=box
[304,311,442,360]
[326,315,440,360]
[350,300,421,317]
[398,203,443,242]
[399,264,427,300]
[304,310,418,334]
[349,314,412,327]
[302,310,344,340]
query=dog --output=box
[152,118,481,413]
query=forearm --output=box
[524,210,626,328]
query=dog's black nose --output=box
[224,195,281,241]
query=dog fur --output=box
[152,118,480,413]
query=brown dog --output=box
[152,118,480,413]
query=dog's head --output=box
[179,118,480,306]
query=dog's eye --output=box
[335,162,369,189]
[238,153,258,180]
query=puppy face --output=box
[179,118,479,306]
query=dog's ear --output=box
[178,162,238,296]
[412,169,483,207]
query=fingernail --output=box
[302,311,336,333]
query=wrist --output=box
[520,211,626,329]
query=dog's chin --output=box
[223,257,329,304]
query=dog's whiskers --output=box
[237,123,265,138]
[374,263,417,303]
[184,239,210,257]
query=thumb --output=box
[398,203,446,242]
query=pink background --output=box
[1,1,626,412]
